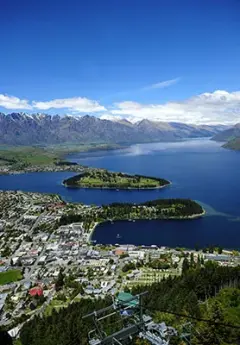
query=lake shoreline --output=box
[62,181,172,190]
[62,170,171,190]
[0,139,239,248]
[87,209,206,243]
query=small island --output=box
[63,169,170,189]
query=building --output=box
[29,287,43,297]
[204,254,232,262]
[114,249,126,256]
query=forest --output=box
[63,170,170,189]
[19,263,240,345]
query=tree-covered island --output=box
[63,169,170,189]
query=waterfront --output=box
[0,139,239,248]
[92,217,240,249]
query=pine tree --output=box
[55,268,64,291]
[192,300,226,345]
[190,252,195,267]
[182,257,190,274]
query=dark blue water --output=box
[0,139,239,248]
[94,218,240,249]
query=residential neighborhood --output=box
[0,190,239,338]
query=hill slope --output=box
[212,123,240,150]
[0,113,226,145]
[213,123,240,142]
[223,138,240,150]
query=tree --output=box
[25,235,32,242]
[182,257,190,274]
[190,253,195,267]
[1,246,11,257]
[197,255,201,268]
[55,268,64,291]
[192,300,226,345]
[122,262,135,272]
[194,244,199,252]
[0,331,12,345]
[208,246,214,254]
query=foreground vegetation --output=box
[63,170,170,189]
[0,270,22,285]
[19,263,240,345]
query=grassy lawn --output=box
[65,170,169,189]
[80,176,161,188]
[125,268,180,287]
[44,299,68,316]
[0,269,22,285]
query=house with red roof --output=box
[29,287,43,297]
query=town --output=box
[0,190,239,338]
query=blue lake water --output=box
[0,139,239,248]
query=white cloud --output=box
[144,78,180,90]
[0,90,240,125]
[0,94,32,110]
[100,114,125,122]
[32,97,106,112]
[110,90,240,125]
[0,95,106,113]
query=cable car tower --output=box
[83,291,177,345]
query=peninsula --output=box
[60,198,205,231]
[63,169,170,189]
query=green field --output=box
[0,143,122,168]
[80,175,161,188]
[0,269,22,285]
[44,299,69,316]
[0,146,56,166]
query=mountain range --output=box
[0,112,228,146]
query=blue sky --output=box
[1,0,240,124]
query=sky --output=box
[1,0,240,124]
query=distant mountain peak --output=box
[0,112,228,146]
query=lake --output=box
[0,139,239,248]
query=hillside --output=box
[212,123,240,150]
[213,123,240,142]
[223,138,240,150]
[19,265,240,345]
[0,113,226,145]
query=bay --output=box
[0,139,239,248]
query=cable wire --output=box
[140,304,240,330]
